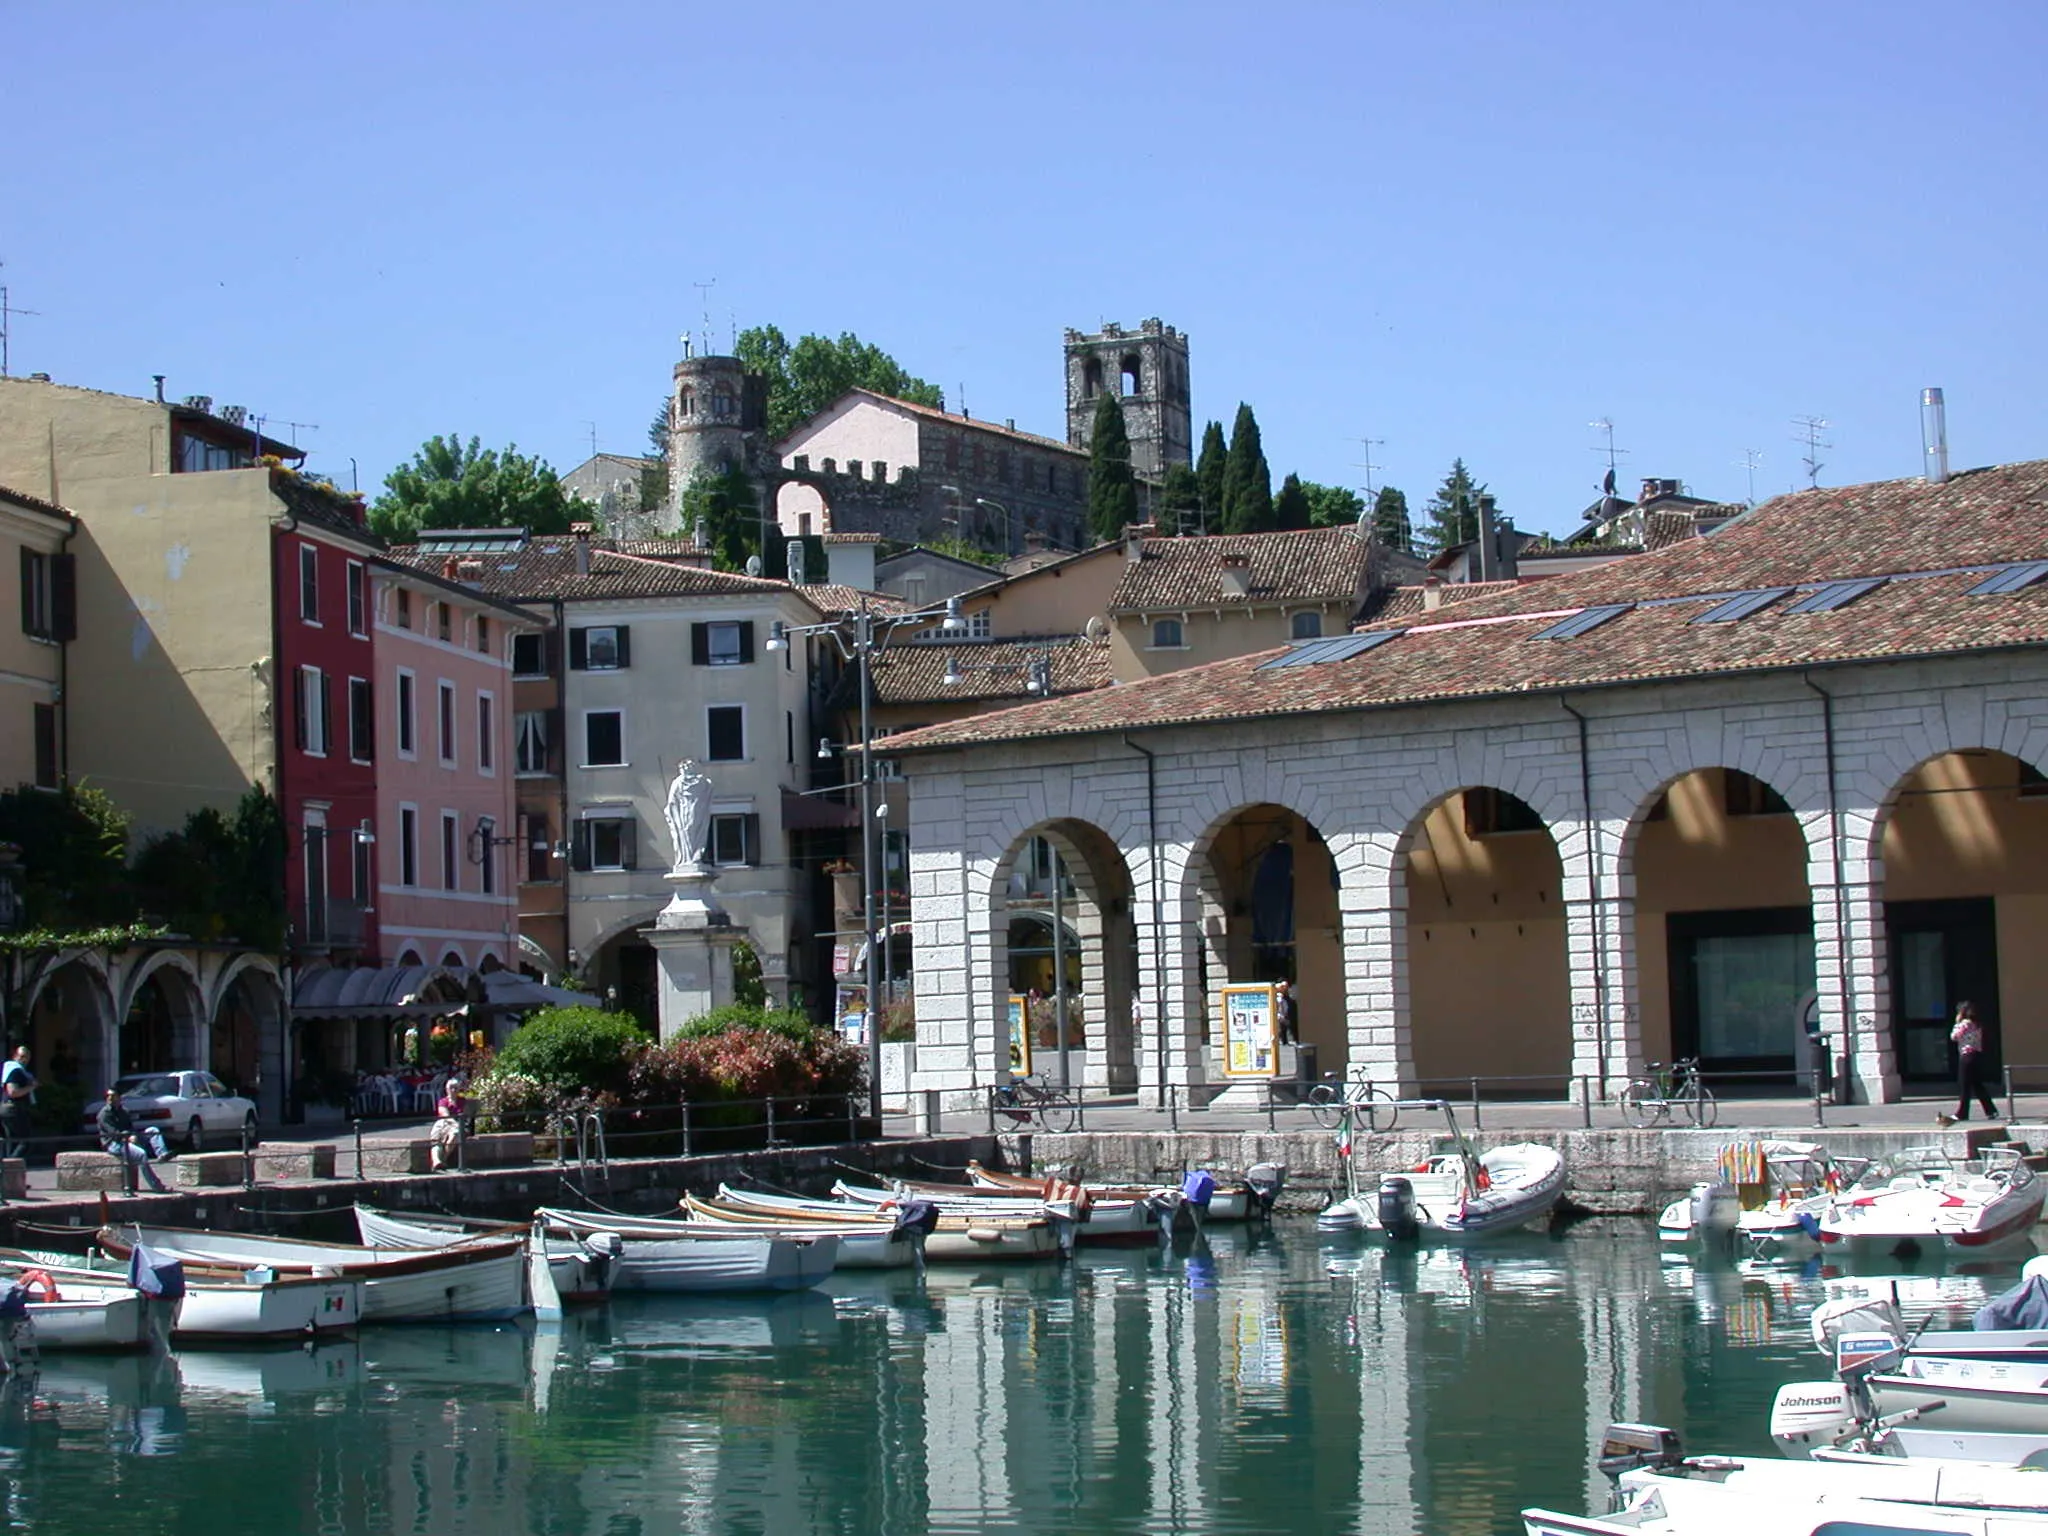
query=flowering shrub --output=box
[488,1006,649,1098]
[629,1024,864,1105]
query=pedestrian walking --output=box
[1947,1000,1999,1124]
[1274,979,1299,1046]
[0,1046,36,1164]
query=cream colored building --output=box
[0,486,73,792]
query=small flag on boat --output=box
[1335,1111,1353,1159]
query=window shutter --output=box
[544,628,561,674]
[690,623,709,665]
[546,706,564,775]
[17,549,31,637]
[620,818,637,870]
[737,621,755,663]
[32,703,57,789]
[569,820,592,872]
[744,812,761,867]
[293,669,308,751]
[568,627,589,670]
[614,626,631,668]
[320,673,333,754]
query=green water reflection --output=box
[0,1225,2029,1535]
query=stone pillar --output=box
[1341,835,1411,1095]
[1557,814,1637,1099]
[647,870,741,1041]
[1811,811,1896,1103]
[1132,846,1204,1109]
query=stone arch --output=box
[24,954,116,1099]
[438,947,466,968]
[209,957,282,1113]
[584,904,667,1031]
[980,817,1138,1093]
[115,949,207,1076]
[1388,781,1572,1097]
[517,933,560,980]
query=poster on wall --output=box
[1006,995,1032,1075]
[1221,984,1278,1078]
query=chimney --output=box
[1422,576,1442,612]
[1475,494,1501,583]
[572,521,592,576]
[152,375,166,403]
[442,555,460,580]
[1123,524,1147,564]
[1219,553,1251,599]
[1921,387,1950,485]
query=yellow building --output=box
[0,485,73,792]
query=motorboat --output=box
[351,1205,620,1305]
[1816,1146,2044,1258]
[962,1160,1270,1222]
[1524,1421,2048,1534]
[5,1245,363,1344]
[709,1185,1062,1263]
[675,1195,928,1270]
[1316,1100,1565,1240]
[1657,1140,1863,1250]
[94,1223,527,1324]
[837,1176,1165,1243]
[0,1269,155,1353]
[534,1207,837,1293]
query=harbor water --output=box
[2,1222,2033,1535]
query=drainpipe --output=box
[553,597,573,983]
[1123,736,1167,1107]
[1802,672,1853,1104]
[1559,698,1610,1100]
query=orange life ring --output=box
[18,1269,58,1303]
[1473,1168,1493,1193]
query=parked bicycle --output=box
[1619,1058,1718,1128]
[1306,1072,1400,1134]
[990,1072,1079,1134]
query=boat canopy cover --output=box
[1976,1273,2048,1332]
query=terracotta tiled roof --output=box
[612,537,708,563]
[270,469,381,549]
[1109,527,1371,612]
[884,461,2048,752]
[0,484,74,522]
[1354,579,1518,626]
[852,636,1114,708]
[793,584,915,617]
[386,537,808,607]
[783,389,1084,458]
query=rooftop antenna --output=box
[0,265,41,378]
[692,279,716,357]
[1733,448,1763,505]
[1353,434,1384,498]
[1792,415,1831,488]
[583,421,598,459]
[958,381,968,419]
[727,310,738,355]
[1589,418,1629,494]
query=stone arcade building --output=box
[883,462,2048,1109]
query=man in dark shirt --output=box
[97,1088,168,1193]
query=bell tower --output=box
[664,341,769,532]
[1063,318,1192,480]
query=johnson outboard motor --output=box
[1376,1175,1421,1242]
[579,1229,624,1290]
[1245,1162,1288,1220]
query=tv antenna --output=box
[692,279,717,357]
[0,266,41,378]
[1792,416,1830,488]
[583,421,598,459]
[1353,434,1385,498]
[1733,448,1763,505]
[1589,418,1629,495]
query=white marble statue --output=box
[664,759,712,875]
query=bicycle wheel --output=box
[1037,1092,1078,1134]
[1307,1083,1342,1129]
[1688,1085,1719,1129]
[1620,1078,1660,1129]
[1361,1086,1400,1135]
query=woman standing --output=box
[1950,1001,1999,1123]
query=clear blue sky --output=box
[7,2,2043,534]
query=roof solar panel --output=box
[1533,604,1632,640]
[1693,587,1794,624]
[1969,561,2048,597]
[1785,577,1885,615]
[1258,629,1403,669]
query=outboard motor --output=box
[1376,1175,1421,1243]
[579,1230,624,1289]
[1245,1162,1288,1220]
[1769,1381,1858,1459]
[1596,1422,1686,1480]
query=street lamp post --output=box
[768,595,966,1124]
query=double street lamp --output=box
[767,596,966,1122]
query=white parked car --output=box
[82,1071,258,1152]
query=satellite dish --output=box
[1084,615,1109,644]
[745,555,763,577]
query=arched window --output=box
[1082,358,1103,399]
[1120,354,1142,396]
[677,387,694,418]
[1151,618,1184,649]
[1291,611,1323,640]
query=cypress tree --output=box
[1422,460,1486,552]
[1194,421,1228,533]
[1086,392,1138,544]
[1371,486,1413,551]
[1158,464,1201,536]
[1274,472,1312,531]
[1220,403,1271,534]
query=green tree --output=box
[1194,421,1228,533]
[1371,486,1413,551]
[1300,481,1366,528]
[1157,464,1201,536]
[681,466,761,573]
[369,436,585,543]
[1086,392,1139,543]
[0,782,132,929]
[1274,472,1312,532]
[490,1005,651,1098]
[1220,404,1272,534]
[1422,459,1488,553]
[735,326,944,440]
[640,401,670,512]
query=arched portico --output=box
[210,958,282,1109]
[117,952,206,1076]
[25,954,115,1095]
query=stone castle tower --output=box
[1063,318,1192,480]
[662,346,770,532]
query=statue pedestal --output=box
[647,868,740,1042]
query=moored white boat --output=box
[834,1177,1159,1243]
[351,1205,619,1304]
[675,1196,925,1270]
[12,1280,154,1353]
[1816,1146,2044,1258]
[710,1185,1061,1263]
[1318,1102,1565,1240]
[96,1224,526,1324]
[963,1161,1259,1222]
[536,1207,836,1292]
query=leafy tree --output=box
[735,325,944,440]
[1300,481,1366,528]
[1274,472,1312,532]
[0,782,132,929]
[681,466,762,573]
[1194,421,1228,533]
[922,536,1004,569]
[1157,464,1202,536]
[1220,404,1272,534]
[1371,486,1414,551]
[490,1005,650,1098]
[1086,393,1139,543]
[369,436,585,543]
[1422,459,1489,553]
[640,401,670,512]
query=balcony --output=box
[293,896,369,952]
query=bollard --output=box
[242,1121,255,1189]
[2006,1066,2018,1125]
[922,1088,941,1137]
[1167,1082,1179,1130]
[847,1092,859,1144]
[1264,1084,1276,1131]
[120,1133,138,1197]
[1577,1077,1592,1130]
[354,1118,365,1181]
[1471,1078,1483,1132]
[1812,1032,1828,1130]
[457,1113,467,1173]
[680,1098,693,1157]
[987,1086,998,1136]
[766,1096,779,1148]
[1076,1090,1086,1131]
